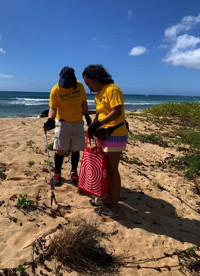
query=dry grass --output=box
[48,222,119,275]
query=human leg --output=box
[53,150,65,186]
[53,121,71,185]
[71,151,80,171]
[70,151,80,184]
[70,121,85,184]
[104,151,122,211]
[54,150,65,172]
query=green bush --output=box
[134,133,169,147]
[170,153,200,179]
[143,102,200,126]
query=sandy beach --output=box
[0,114,199,276]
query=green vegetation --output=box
[17,265,26,275]
[48,142,54,150]
[44,159,53,167]
[26,140,35,147]
[28,160,35,166]
[173,128,200,150]
[170,153,200,179]
[0,169,6,179]
[16,194,34,210]
[134,133,169,147]
[136,102,200,180]
[186,246,197,256]
[152,181,165,191]
[143,102,200,126]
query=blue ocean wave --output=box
[0,91,200,118]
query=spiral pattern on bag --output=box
[78,151,107,196]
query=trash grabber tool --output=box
[44,129,57,206]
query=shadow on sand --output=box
[112,187,200,245]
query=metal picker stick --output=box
[44,130,57,206]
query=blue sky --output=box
[0,0,200,95]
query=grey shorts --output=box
[53,120,85,152]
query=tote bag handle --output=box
[85,131,99,153]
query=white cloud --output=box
[129,46,147,56]
[163,13,200,69]
[173,34,200,51]
[164,49,200,69]
[92,37,97,42]
[127,10,133,21]
[0,73,13,78]
[165,14,200,40]
[0,48,6,54]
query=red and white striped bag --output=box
[78,135,108,197]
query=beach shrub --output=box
[134,133,169,147]
[169,153,200,179]
[143,102,200,126]
[173,128,200,150]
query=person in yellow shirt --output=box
[82,64,128,217]
[44,66,91,186]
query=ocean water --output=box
[0,91,200,118]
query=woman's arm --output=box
[81,100,89,115]
[99,105,122,125]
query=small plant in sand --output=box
[16,194,34,210]
[152,181,165,191]
[26,140,35,147]
[44,159,53,167]
[0,169,6,180]
[28,160,35,167]
[48,142,54,150]
[16,264,26,275]
[21,121,26,125]
[187,247,197,256]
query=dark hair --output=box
[82,64,114,84]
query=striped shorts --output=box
[97,135,127,152]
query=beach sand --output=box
[0,115,199,275]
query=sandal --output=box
[89,197,104,207]
[89,197,111,207]
[100,208,114,217]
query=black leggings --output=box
[54,151,80,173]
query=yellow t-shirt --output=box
[49,81,87,122]
[95,83,127,136]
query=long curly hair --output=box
[82,64,114,84]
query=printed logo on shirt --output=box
[60,90,81,101]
